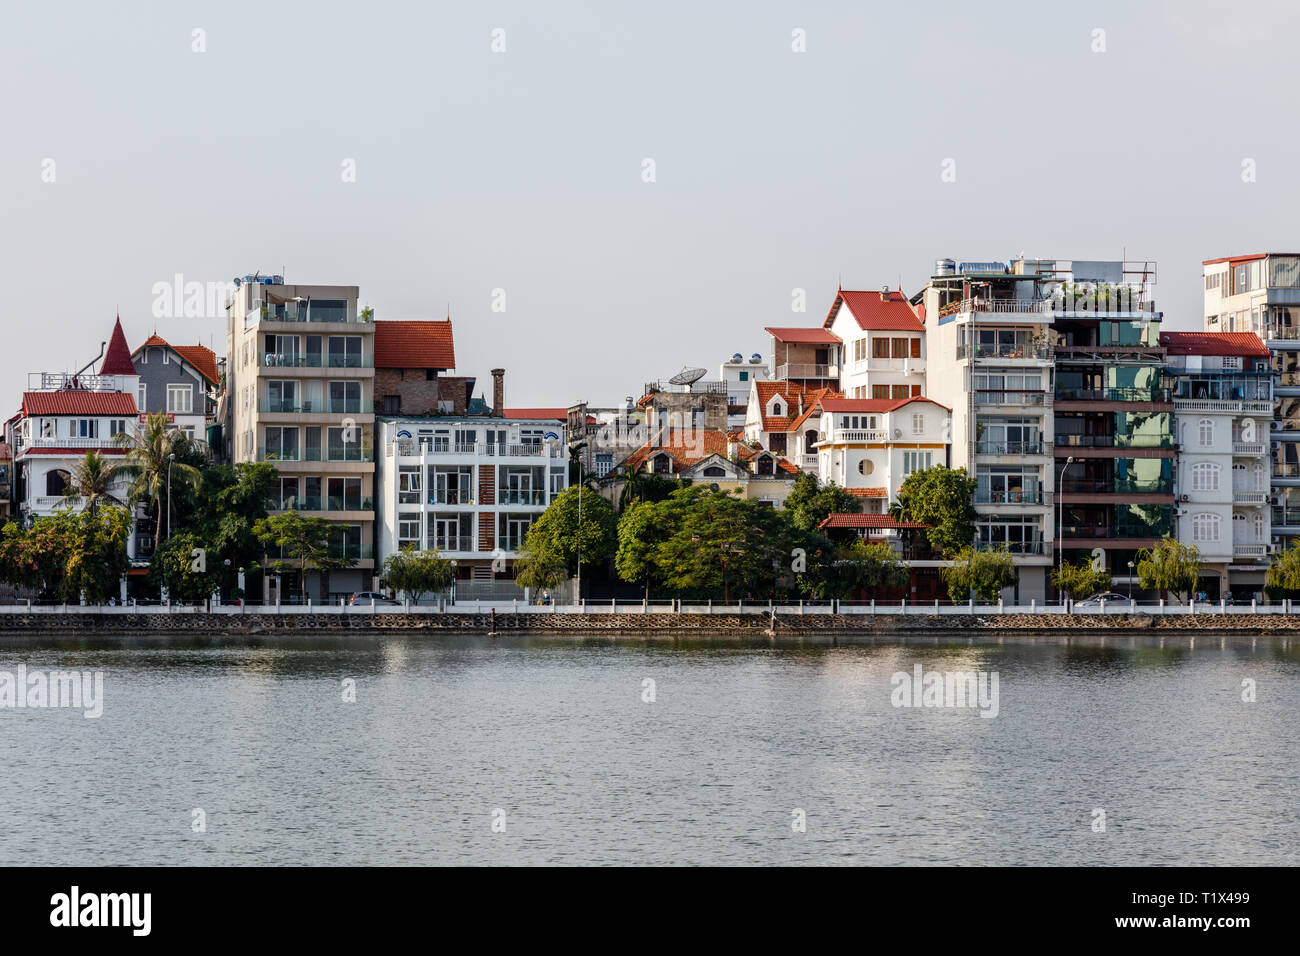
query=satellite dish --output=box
[669,366,708,386]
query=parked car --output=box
[1075,591,1136,608]
[349,591,400,606]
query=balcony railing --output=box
[257,445,374,463]
[1263,326,1300,340]
[485,443,551,457]
[429,490,473,505]
[956,343,1052,361]
[1233,442,1268,456]
[975,540,1045,555]
[1274,463,1300,478]
[262,353,374,368]
[19,437,120,449]
[1175,398,1273,414]
[1058,479,1174,495]
[799,454,819,469]
[1060,524,1173,539]
[974,390,1048,406]
[1054,435,1174,449]
[253,305,370,325]
[827,429,890,443]
[940,298,1052,317]
[260,398,374,414]
[974,489,1044,505]
[271,496,374,512]
[974,440,1045,455]
[324,543,373,561]
[499,490,548,506]
[1274,506,1300,527]
[430,536,473,552]
[1232,490,1269,505]
[389,439,554,458]
[774,363,837,380]
[1055,387,1172,403]
[1232,543,1268,558]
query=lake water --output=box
[1,632,1296,866]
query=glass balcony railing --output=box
[974,440,1045,455]
[1058,478,1174,495]
[499,489,548,506]
[974,540,1045,555]
[1060,522,1173,539]
[974,390,1048,406]
[1055,387,1172,402]
[258,445,374,463]
[259,398,374,414]
[271,496,374,512]
[1273,506,1300,528]
[262,353,374,368]
[974,489,1044,505]
[255,304,369,325]
[957,343,1052,360]
[430,536,472,552]
[1054,434,1174,449]
[325,543,373,561]
[429,490,473,505]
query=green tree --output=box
[1266,541,1300,598]
[782,471,862,532]
[518,485,618,583]
[617,465,690,510]
[253,512,351,601]
[798,536,907,600]
[656,490,780,602]
[614,488,701,598]
[1051,559,1113,601]
[115,414,204,551]
[61,450,125,516]
[941,545,1017,603]
[891,465,978,557]
[148,531,220,602]
[383,548,455,604]
[1135,538,1201,602]
[0,508,131,603]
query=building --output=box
[813,397,950,512]
[766,326,842,389]
[620,428,799,506]
[920,258,1059,601]
[742,381,842,475]
[820,289,926,400]
[0,441,11,519]
[131,334,219,443]
[373,319,477,416]
[1162,331,1273,599]
[223,275,376,600]
[1200,254,1300,546]
[374,415,568,592]
[566,400,647,480]
[719,352,768,429]
[816,512,946,601]
[7,317,140,556]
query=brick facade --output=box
[373,369,472,416]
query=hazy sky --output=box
[3,0,1297,412]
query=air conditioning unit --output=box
[1179,494,1191,502]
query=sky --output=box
[2,0,1298,412]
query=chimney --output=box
[490,368,505,414]
[881,285,890,300]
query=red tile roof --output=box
[825,289,923,332]
[374,320,456,370]
[818,513,927,530]
[764,327,842,344]
[132,334,220,384]
[1202,254,1269,265]
[502,408,568,421]
[22,391,138,416]
[624,429,799,476]
[1160,331,1270,358]
[99,317,137,376]
[820,396,951,413]
[846,487,888,498]
[753,382,843,432]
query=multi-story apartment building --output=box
[130,334,219,443]
[920,259,1057,601]
[1162,331,1273,599]
[7,317,140,553]
[374,415,568,589]
[1201,253,1300,545]
[813,397,950,513]
[224,275,375,600]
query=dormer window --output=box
[755,455,774,476]
[771,402,783,417]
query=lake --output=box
[0,632,1295,865]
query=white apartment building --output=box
[1163,331,1273,599]
[814,397,950,512]
[375,416,568,592]
[1201,253,1300,547]
[719,352,768,430]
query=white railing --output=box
[1232,491,1268,505]
[774,363,838,380]
[799,454,818,468]
[21,438,120,449]
[826,429,890,443]
[28,372,117,392]
[1173,399,1273,414]
[1232,442,1268,456]
[1232,543,1268,558]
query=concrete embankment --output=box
[2,609,1300,638]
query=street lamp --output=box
[1127,560,1135,601]
[1057,456,1076,596]
[166,453,176,541]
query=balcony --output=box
[1232,543,1268,559]
[260,398,374,415]
[1232,441,1268,456]
[1232,490,1268,506]
[251,304,370,326]
[825,429,890,443]
[774,363,838,381]
[428,490,473,506]
[271,496,374,513]
[388,439,556,458]
[324,543,373,561]
[956,343,1052,361]
[19,437,120,450]
[498,490,548,506]
[1174,398,1273,414]
[799,454,819,469]
[940,298,1052,317]
[1273,506,1300,528]
[974,390,1048,407]
[1054,435,1174,450]
[974,489,1044,505]
[975,540,1045,555]
[1060,523,1173,540]
[430,536,474,553]
[974,440,1046,455]
[498,536,528,553]
[1059,478,1174,496]
[1274,463,1300,479]
[1054,387,1172,403]
[262,353,374,369]
[258,445,374,463]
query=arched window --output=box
[804,429,818,452]
[702,466,726,477]
[1232,463,1246,492]
[1254,512,1266,543]
[1232,512,1246,543]
[45,469,69,497]
[1192,513,1220,542]
[771,402,783,417]
[755,456,774,476]
[1254,462,1265,492]
[1198,418,1214,447]
[1191,462,1219,492]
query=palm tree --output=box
[114,414,203,551]
[61,450,124,517]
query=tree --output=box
[1051,559,1113,601]
[656,490,781,603]
[1135,538,1201,602]
[1266,542,1300,598]
[61,450,125,516]
[614,489,700,598]
[253,512,351,601]
[0,508,131,603]
[941,545,1017,603]
[890,466,978,556]
[782,471,862,532]
[518,486,618,583]
[115,414,204,551]
[798,537,907,600]
[383,548,454,604]
[617,465,689,511]
[148,531,219,602]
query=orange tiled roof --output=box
[132,335,220,384]
[764,326,842,344]
[1160,331,1270,358]
[818,513,926,529]
[373,320,456,370]
[502,408,567,421]
[624,429,798,476]
[754,382,843,432]
[824,289,923,332]
[21,391,138,416]
[846,487,888,498]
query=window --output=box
[1192,513,1220,542]
[891,338,908,358]
[382,395,401,415]
[891,385,909,399]
[911,413,924,435]
[328,426,364,461]
[398,513,421,545]
[910,338,921,359]
[328,336,363,368]
[902,451,932,475]
[594,454,613,478]
[109,419,126,439]
[872,338,890,359]
[167,385,193,414]
[702,466,726,477]
[771,402,783,417]
[138,349,146,364]
[739,371,748,382]
[398,467,421,504]
[1254,512,1266,542]
[1198,418,1214,447]
[137,384,147,410]
[858,459,874,475]
[264,426,299,460]
[872,385,889,399]
[977,466,1040,503]
[273,477,298,510]
[328,380,362,414]
[1191,462,1220,492]
[267,380,298,412]
[162,349,169,364]
[73,419,98,439]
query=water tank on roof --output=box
[749,353,762,364]
[957,261,1008,275]
[731,353,743,363]
[935,258,956,276]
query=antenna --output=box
[668,366,708,389]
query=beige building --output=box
[224,276,375,601]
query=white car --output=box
[1075,591,1136,609]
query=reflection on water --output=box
[0,632,1295,865]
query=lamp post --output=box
[166,453,175,541]
[1127,560,1135,602]
[1057,456,1076,599]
